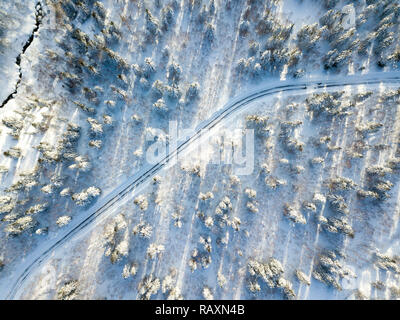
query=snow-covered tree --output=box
[71,186,101,206]
[56,215,72,227]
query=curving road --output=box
[2,72,400,299]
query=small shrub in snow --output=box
[279,158,290,166]
[283,204,306,224]
[89,140,102,149]
[56,215,71,227]
[147,243,165,259]
[138,274,160,300]
[204,216,214,228]
[72,186,101,206]
[217,272,227,288]
[291,165,305,174]
[35,227,48,236]
[132,221,153,238]
[236,57,249,72]
[134,195,149,211]
[153,98,168,111]
[73,101,95,114]
[131,114,142,122]
[295,270,311,285]
[102,114,113,126]
[302,201,316,212]
[285,137,304,153]
[265,176,286,189]
[199,191,214,200]
[25,203,48,216]
[202,286,214,300]
[328,176,357,190]
[57,280,79,300]
[230,175,240,185]
[188,249,199,272]
[229,217,241,231]
[60,188,72,197]
[41,184,54,194]
[248,280,261,293]
[199,236,212,253]
[311,157,324,165]
[186,82,200,100]
[215,196,232,215]
[87,117,103,136]
[247,201,258,213]
[36,143,61,163]
[152,175,162,184]
[244,188,256,199]
[356,122,383,135]
[161,269,180,298]
[69,156,91,172]
[261,163,271,174]
[166,287,183,300]
[122,263,138,279]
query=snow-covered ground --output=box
[0,0,399,300]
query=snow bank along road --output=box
[2,72,400,299]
